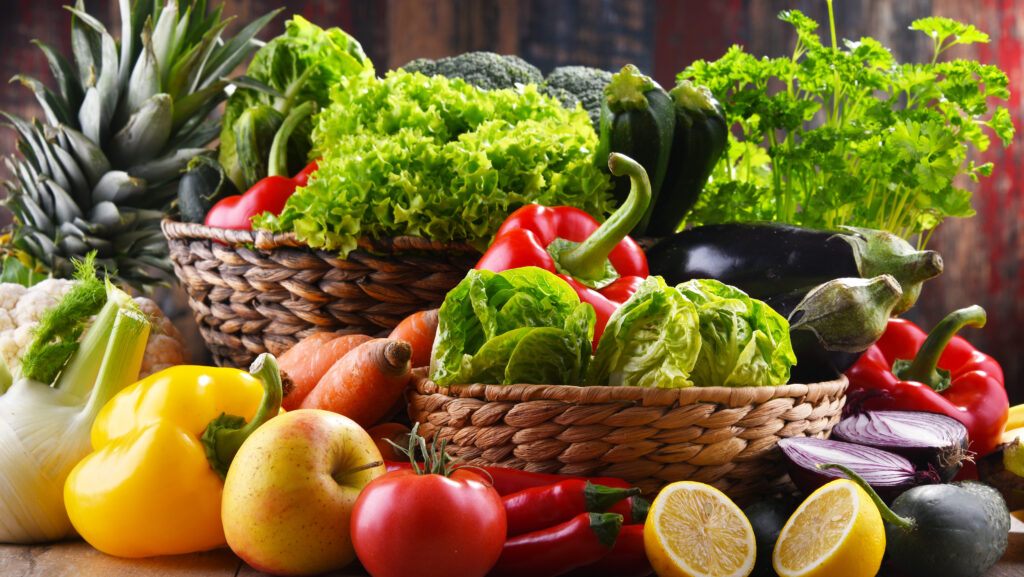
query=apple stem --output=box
[202,353,285,480]
[334,460,385,483]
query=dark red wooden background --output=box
[2,0,1022,402]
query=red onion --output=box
[778,436,939,502]
[831,410,969,482]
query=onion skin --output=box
[779,437,940,502]
[831,410,969,483]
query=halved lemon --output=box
[772,479,885,577]
[644,481,756,577]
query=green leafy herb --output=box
[430,267,595,387]
[256,70,612,256]
[677,279,796,388]
[680,8,1014,247]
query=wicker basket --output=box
[161,219,479,368]
[407,369,848,503]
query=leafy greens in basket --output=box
[431,270,796,388]
[679,9,1014,248]
[255,70,613,256]
[429,267,595,387]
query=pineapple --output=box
[1,0,279,291]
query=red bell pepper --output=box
[475,153,651,346]
[205,101,317,230]
[845,305,1008,458]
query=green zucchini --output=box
[645,80,728,236]
[595,64,675,236]
[177,156,238,224]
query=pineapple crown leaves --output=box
[1,0,280,292]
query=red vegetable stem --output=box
[383,460,632,495]
[893,305,986,392]
[504,480,640,537]
[488,512,623,577]
[558,153,651,281]
[565,524,654,577]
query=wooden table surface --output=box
[4,517,1024,577]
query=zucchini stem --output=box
[268,101,315,178]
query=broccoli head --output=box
[400,51,544,91]
[541,66,613,131]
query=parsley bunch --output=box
[681,5,1014,247]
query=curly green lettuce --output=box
[255,70,613,256]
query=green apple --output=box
[221,408,386,576]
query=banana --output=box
[1008,404,1024,431]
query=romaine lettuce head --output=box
[430,267,594,387]
[677,279,796,387]
[585,276,702,388]
[219,16,372,190]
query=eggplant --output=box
[644,223,943,315]
[768,275,903,382]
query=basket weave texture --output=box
[408,368,848,502]
[162,219,479,368]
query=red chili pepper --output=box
[205,101,317,230]
[475,153,651,347]
[488,512,623,577]
[845,305,1009,458]
[503,480,640,537]
[383,460,631,495]
[565,524,654,577]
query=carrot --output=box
[279,332,373,410]
[387,309,439,368]
[299,338,413,428]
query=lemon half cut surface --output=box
[644,481,756,577]
[772,479,885,577]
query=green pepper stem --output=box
[558,153,651,281]
[204,353,283,477]
[818,463,916,532]
[268,101,315,178]
[897,306,986,388]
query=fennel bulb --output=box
[0,270,150,543]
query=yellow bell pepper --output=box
[64,354,283,558]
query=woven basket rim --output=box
[411,367,849,407]
[161,217,480,254]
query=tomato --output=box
[366,422,411,460]
[351,467,507,577]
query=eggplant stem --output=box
[818,463,916,532]
[895,306,986,389]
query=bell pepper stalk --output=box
[844,305,1009,459]
[62,354,284,558]
[205,101,317,230]
[475,152,651,346]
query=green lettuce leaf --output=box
[430,267,594,387]
[585,276,702,388]
[677,279,796,387]
[255,70,612,255]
